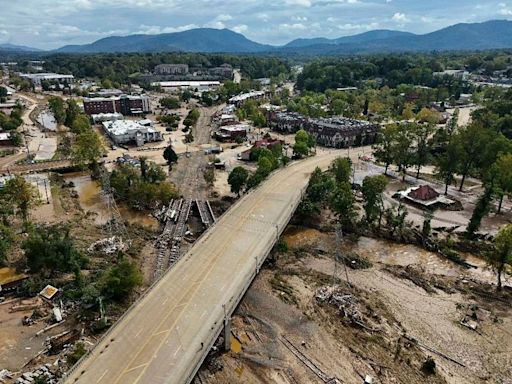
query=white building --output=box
[228,90,266,106]
[19,73,75,87]
[102,120,162,147]
[91,113,124,124]
[153,81,221,93]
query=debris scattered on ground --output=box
[315,286,379,332]
[87,236,127,254]
[340,252,373,270]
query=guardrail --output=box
[61,156,314,383]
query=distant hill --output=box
[56,28,272,53]
[50,19,512,55]
[282,20,512,55]
[0,43,41,52]
[285,30,415,48]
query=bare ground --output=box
[196,226,512,384]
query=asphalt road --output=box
[62,149,348,384]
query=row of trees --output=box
[298,157,390,231]
[299,158,512,291]
[38,53,290,86]
[295,51,506,92]
[48,96,105,168]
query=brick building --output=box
[269,112,380,148]
[83,95,151,116]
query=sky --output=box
[0,0,512,50]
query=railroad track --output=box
[196,199,216,228]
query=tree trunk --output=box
[498,194,504,214]
[497,264,503,292]
[402,168,407,181]
[416,165,421,179]
[444,180,449,195]
[459,172,467,192]
[385,163,389,175]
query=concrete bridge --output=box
[2,159,74,175]
[62,149,346,384]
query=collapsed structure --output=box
[268,111,380,148]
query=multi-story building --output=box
[101,119,162,147]
[19,73,74,87]
[208,63,233,78]
[269,112,380,148]
[228,90,267,107]
[214,124,250,142]
[83,95,151,116]
[154,64,189,76]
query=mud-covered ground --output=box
[195,226,512,384]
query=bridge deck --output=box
[62,150,343,384]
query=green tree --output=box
[71,129,105,169]
[402,103,415,120]
[331,182,357,230]
[48,96,66,124]
[306,167,336,204]
[392,124,414,180]
[435,136,461,195]
[466,166,498,236]
[65,99,81,127]
[0,224,14,265]
[228,166,249,196]
[373,124,397,175]
[22,225,87,275]
[100,260,142,301]
[362,175,388,226]
[412,124,434,179]
[2,176,38,222]
[330,157,352,184]
[293,141,309,158]
[488,224,512,291]
[160,97,180,109]
[180,90,193,102]
[416,107,439,124]
[457,123,492,191]
[101,79,113,89]
[495,154,512,213]
[71,114,91,134]
[163,145,178,164]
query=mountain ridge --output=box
[3,20,512,55]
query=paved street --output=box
[62,149,348,384]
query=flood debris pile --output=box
[340,252,373,270]
[315,286,380,332]
[6,364,57,384]
[87,236,127,255]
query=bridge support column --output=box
[223,317,231,352]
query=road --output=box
[170,105,223,199]
[62,148,347,384]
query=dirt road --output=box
[170,105,222,199]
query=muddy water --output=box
[64,172,160,230]
[352,237,498,285]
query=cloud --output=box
[392,12,410,23]
[0,0,511,48]
[233,24,248,33]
